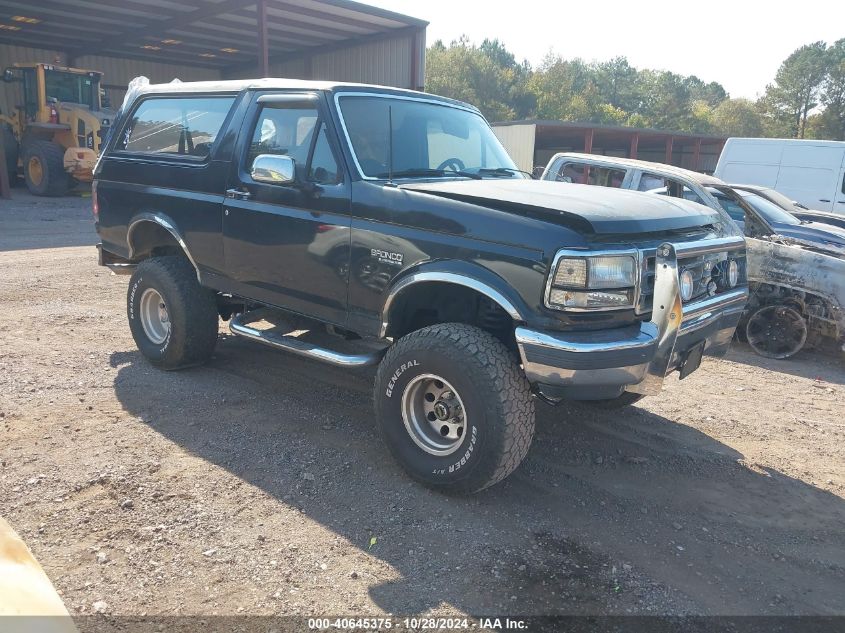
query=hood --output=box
[800,222,845,247]
[771,222,845,258]
[399,179,722,235]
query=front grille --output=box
[636,248,747,315]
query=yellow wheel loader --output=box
[0,63,114,196]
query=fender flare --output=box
[126,212,200,278]
[380,262,528,337]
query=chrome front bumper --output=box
[516,238,748,399]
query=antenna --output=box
[387,104,394,185]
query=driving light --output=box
[679,269,694,302]
[727,260,739,288]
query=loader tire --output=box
[23,140,69,196]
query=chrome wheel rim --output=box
[139,288,171,345]
[746,304,807,359]
[401,373,467,456]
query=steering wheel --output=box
[436,157,466,172]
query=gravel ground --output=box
[1,190,844,617]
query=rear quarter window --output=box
[117,96,235,159]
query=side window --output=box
[308,124,341,184]
[587,166,625,188]
[119,96,234,158]
[555,162,586,183]
[638,173,667,192]
[247,104,317,177]
[22,69,38,119]
[639,173,705,205]
[556,163,624,188]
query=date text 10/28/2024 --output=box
[307,617,528,630]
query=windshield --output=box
[753,187,806,213]
[44,70,98,109]
[738,191,801,225]
[337,95,519,179]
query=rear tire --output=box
[374,323,535,494]
[582,392,645,410]
[127,256,219,370]
[22,140,69,196]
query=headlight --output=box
[547,252,637,311]
[679,269,694,301]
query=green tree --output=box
[528,54,597,120]
[815,38,845,140]
[424,39,737,134]
[711,98,764,137]
[684,76,728,108]
[761,41,829,138]
[593,57,640,113]
[425,37,533,122]
[638,70,694,130]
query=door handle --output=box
[820,199,831,203]
[225,188,252,200]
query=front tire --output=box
[127,256,219,370]
[745,304,808,359]
[374,323,535,493]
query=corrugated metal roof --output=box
[0,0,426,70]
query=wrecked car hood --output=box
[790,222,845,250]
[747,236,845,323]
[767,232,845,259]
[399,180,723,235]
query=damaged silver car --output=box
[542,153,845,359]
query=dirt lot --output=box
[1,191,844,617]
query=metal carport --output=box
[0,0,427,104]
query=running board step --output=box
[229,311,385,368]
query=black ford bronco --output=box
[95,78,748,493]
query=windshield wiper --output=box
[374,168,482,180]
[476,167,535,179]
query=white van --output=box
[714,138,845,213]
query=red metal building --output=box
[492,120,727,176]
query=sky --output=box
[367,0,845,99]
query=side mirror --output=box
[251,154,295,185]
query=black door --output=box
[223,92,351,326]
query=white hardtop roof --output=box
[550,152,728,187]
[127,77,477,112]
